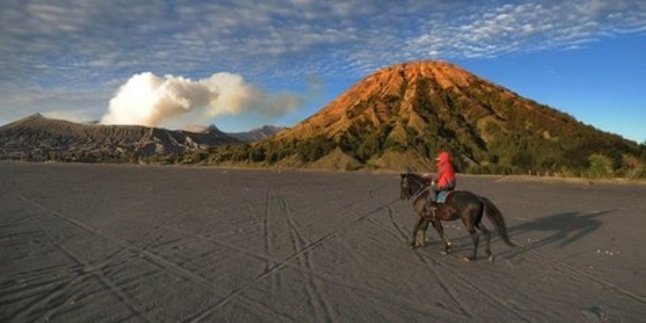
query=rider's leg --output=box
[427,182,439,205]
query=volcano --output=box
[220,60,640,172]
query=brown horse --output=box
[400,172,517,261]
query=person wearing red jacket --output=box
[428,151,456,206]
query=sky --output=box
[0,0,644,142]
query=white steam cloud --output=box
[100,72,303,127]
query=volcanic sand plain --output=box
[1,162,645,322]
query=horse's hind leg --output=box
[477,223,493,262]
[464,223,480,261]
[431,219,452,254]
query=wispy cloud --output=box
[0,0,644,125]
[404,1,646,61]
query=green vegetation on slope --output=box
[202,63,645,178]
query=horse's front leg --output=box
[411,215,426,248]
[431,219,452,254]
[420,219,430,245]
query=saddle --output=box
[426,189,453,209]
[426,191,454,220]
[427,190,453,214]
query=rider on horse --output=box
[427,151,456,210]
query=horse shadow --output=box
[496,209,615,258]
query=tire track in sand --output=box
[118,213,459,320]
[13,187,399,322]
[497,210,646,306]
[501,234,646,305]
[279,192,336,322]
[13,190,297,323]
[383,205,474,319]
[115,208,463,320]
[10,181,463,321]
[184,197,400,322]
[13,196,150,322]
[261,186,281,293]
[382,205,532,322]
[263,187,273,269]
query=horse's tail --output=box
[481,196,517,247]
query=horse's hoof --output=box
[488,255,495,263]
[440,250,449,255]
[464,256,477,262]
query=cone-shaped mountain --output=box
[233,60,640,172]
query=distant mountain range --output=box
[227,125,288,142]
[2,60,643,176]
[0,114,281,162]
[212,60,643,173]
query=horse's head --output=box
[400,172,428,201]
[400,173,413,200]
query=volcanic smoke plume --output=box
[100,72,303,127]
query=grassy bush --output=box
[586,153,614,178]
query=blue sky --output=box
[0,0,644,142]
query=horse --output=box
[399,172,517,261]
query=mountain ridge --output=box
[226,125,288,142]
[213,60,642,174]
[0,114,241,161]
[1,60,643,176]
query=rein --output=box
[407,174,430,202]
[411,186,429,202]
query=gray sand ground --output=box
[1,162,645,322]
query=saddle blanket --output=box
[437,190,452,203]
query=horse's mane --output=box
[406,172,433,185]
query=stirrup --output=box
[427,201,438,218]
[430,205,438,219]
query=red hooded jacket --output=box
[436,152,456,190]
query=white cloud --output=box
[100,72,304,127]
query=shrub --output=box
[586,153,614,178]
[249,147,266,162]
[620,153,641,178]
